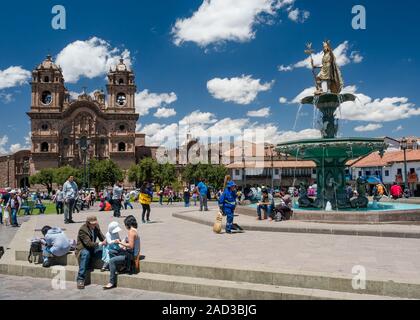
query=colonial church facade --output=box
[0,55,157,189]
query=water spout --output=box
[293,104,304,131]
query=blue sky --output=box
[0,0,419,152]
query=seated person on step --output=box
[41,225,71,268]
[257,189,275,221]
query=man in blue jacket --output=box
[197,179,209,212]
[219,181,237,234]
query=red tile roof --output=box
[351,150,420,168]
[227,160,316,169]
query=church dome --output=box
[37,55,61,70]
[116,58,128,72]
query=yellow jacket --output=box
[139,192,152,205]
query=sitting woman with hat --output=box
[103,215,140,290]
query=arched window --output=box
[118,142,126,152]
[44,76,50,83]
[119,124,126,132]
[41,142,49,152]
[41,124,49,131]
[118,78,124,85]
[63,138,69,146]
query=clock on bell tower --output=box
[106,58,136,112]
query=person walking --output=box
[219,181,238,234]
[139,182,153,223]
[6,190,21,228]
[112,181,124,218]
[53,186,64,215]
[197,179,209,212]
[123,191,133,210]
[63,176,78,224]
[183,188,191,207]
[158,189,164,205]
[167,189,174,205]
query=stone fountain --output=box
[276,41,388,210]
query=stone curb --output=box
[12,250,420,300]
[0,261,406,300]
[172,212,420,240]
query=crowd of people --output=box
[0,188,48,227]
[4,172,418,291]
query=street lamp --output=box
[76,136,91,190]
[401,137,409,192]
[265,144,275,191]
[7,155,10,187]
[23,159,30,190]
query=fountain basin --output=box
[237,202,420,224]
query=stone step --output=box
[173,212,420,239]
[0,260,405,300]
[14,250,420,299]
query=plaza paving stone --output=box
[0,274,203,300]
[8,202,420,283]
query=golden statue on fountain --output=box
[306,41,344,95]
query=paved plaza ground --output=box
[0,274,202,300]
[9,202,420,280]
[2,201,420,299]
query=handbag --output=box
[213,211,223,234]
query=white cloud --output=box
[279,97,288,104]
[0,134,31,155]
[287,8,310,23]
[0,135,8,154]
[56,37,132,83]
[154,108,177,118]
[0,93,13,104]
[135,90,177,116]
[172,0,304,47]
[0,66,31,90]
[393,125,403,133]
[139,107,320,148]
[290,85,420,123]
[278,41,363,72]
[354,123,383,132]
[179,110,218,126]
[339,86,420,122]
[207,75,274,104]
[247,107,271,117]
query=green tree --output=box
[29,168,55,194]
[127,164,142,188]
[53,166,82,187]
[89,159,124,191]
[182,163,227,190]
[137,158,159,184]
[155,162,177,188]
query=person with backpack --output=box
[6,190,21,228]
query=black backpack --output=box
[28,239,43,263]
